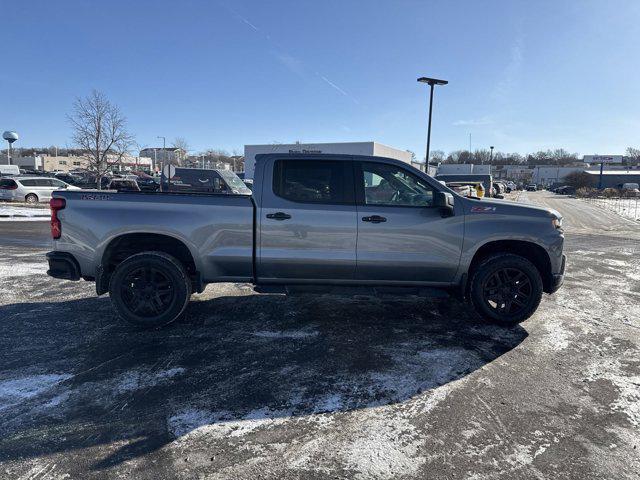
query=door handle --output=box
[266,212,291,220]
[362,215,387,223]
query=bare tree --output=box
[68,90,132,188]
[172,137,190,166]
[564,171,593,189]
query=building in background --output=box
[1,153,151,173]
[437,164,491,175]
[585,170,640,188]
[530,166,587,186]
[243,142,412,179]
[139,147,187,167]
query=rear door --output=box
[355,161,464,284]
[37,179,57,200]
[258,158,357,281]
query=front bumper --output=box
[46,252,81,281]
[549,254,566,293]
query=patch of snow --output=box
[115,367,186,394]
[544,317,572,351]
[252,329,318,339]
[0,374,71,410]
[342,412,426,480]
[586,358,640,427]
[168,406,291,440]
[0,262,45,278]
[0,205,49,220]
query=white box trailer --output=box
[243,142,412,179]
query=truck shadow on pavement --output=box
[0,292,527,472]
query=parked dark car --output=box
[54,172,83,186]
[554,186,576,195]
[160,167,251,194]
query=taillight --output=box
[50,197,66,239]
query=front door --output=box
[355,161,464,283]
[258,158,357,281]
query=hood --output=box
[462,196,562,220]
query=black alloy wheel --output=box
[109,251,191,328]
[469,253,543,325]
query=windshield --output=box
[218,170,251,194]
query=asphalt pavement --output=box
[0,191,638,479]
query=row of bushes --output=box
[575,187,640,198]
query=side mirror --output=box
[434,191,454,217]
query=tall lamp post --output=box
[3,131,19,165]
[417,77,448,174]
[489,145,494,165]
[157,136,166,192]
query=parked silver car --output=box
[0,176,80,203]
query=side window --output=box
[361,162,434,207]
[273,160,351,204]
[19,179,38,187]
[51,180,66,187]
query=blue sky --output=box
[1,0,639,157]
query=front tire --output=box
[469,253,543,325]
[108,251,191,328]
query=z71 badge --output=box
[470,206,496,213]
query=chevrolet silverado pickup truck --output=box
[46,153,566,328]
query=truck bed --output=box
[53,190,255,283]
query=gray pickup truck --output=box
[46,154,565,328]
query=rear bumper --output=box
[46,252,81,281]
[549,254,566,293]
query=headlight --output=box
[552,217,563,229]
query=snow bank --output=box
[0,204,49,221]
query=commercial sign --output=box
[583,155,623,164]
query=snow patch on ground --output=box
[168,406,291,440]
[581,198,640,222]
[252,329,318,339]
[543,317,572,351]
[0,261,45,278]
[0,373,72,410]
[586,357,640,426]
[342,411,425,479]
[0,205,49,220]
[115,367,186,394]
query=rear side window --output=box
[273,160,352,204]
[19,179,38,187]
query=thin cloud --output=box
[453,116,494,126]
[239,16,259,32]
[319,75,358,104]
[492,30,524,101]
[221,5,358,105]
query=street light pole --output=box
[157,136,166,192]
[489,146,494,165]
[417,77,448,175]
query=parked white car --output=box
[0,176,81,203]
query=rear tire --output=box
[108,251,191,328]
[469,253,543,325]
[25,194,38,204]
